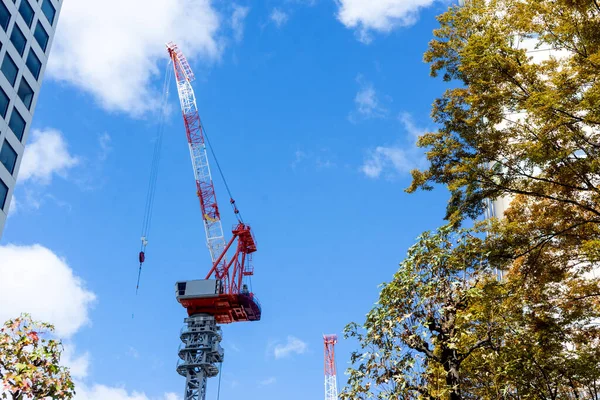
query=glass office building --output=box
[0,0,61,238]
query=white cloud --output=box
[289,0,317,5]
[316,158,335,169]
[362,146,415,177]
[355,85,381,115]
[361,112,426,178]
[0,244,96,338]
[127,346,140,359]
[398,111,424,140]
[47,0,223,116]
[98,133,112,162]
[270,9,289,27]
[273,336,308,359]
[291,150,307,168]
[0,244,178,400]
[17,190,73,213]
[350,75,387,121]
[336,0,438,43]
[291,149,337,170]
[62,344,91,380]
[19,129,79,185]
[258,377,277,387]
[73,384,146,400]
[7,195,17,217]
[231,5,250,42]
[228,342,241,352]
[73,384,180,400]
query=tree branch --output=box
[410,337,441,363]
[459,336,491,363]
[479,175,600,218]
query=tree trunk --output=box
[446,362,461,400]
[441,345,462,400]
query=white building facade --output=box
[488,37,569,220]
[0,0,61,238]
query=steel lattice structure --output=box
[167,42,261,400]
[167,42,227,269]
[324,335,339,400]
[177,315,223,400]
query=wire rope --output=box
[216,361,223,400]
[202,124,244,224]
[135,60,173,295]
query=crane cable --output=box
[216,361,223,400]
[136,60,173,295]
[202,124,244,224]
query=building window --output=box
[0,2,10,32]
[1,54,18,86]
[9,108,26,141]
[34,22,49,52]
[26,49,42,80]
[41,0,56,25]
[17,78,34,109]
[18,0,34,28]
[0,177,7,211]
[10,25,27,56]
[0,140,17,175]
[0,87,9,118]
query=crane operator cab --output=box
[176,279,221,300]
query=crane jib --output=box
[168,45,226,264]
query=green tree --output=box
[341,220,600,399]
[343,0,600,398]
[410,0,600,232]
[0,314,75,400]
[465,199,600,400]
[340,226,502,400]
[407,0,600,395]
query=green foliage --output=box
[343,0,600,398]
[471,198,600,399]
[342,220,600,399]
[0,314,75,400]
[340,226,501,400]
[410,0,600,227]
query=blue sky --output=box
[0,0,455,399]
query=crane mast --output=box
[167,42,261,400]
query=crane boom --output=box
[167,42,227,268]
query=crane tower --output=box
[167,42,261,400]
[324,334,339,400]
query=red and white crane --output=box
[167,42,226,266]
[166,42,261,400]
[324,335,339,400]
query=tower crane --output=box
[324,335,339,400]
[166,42,261,400]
